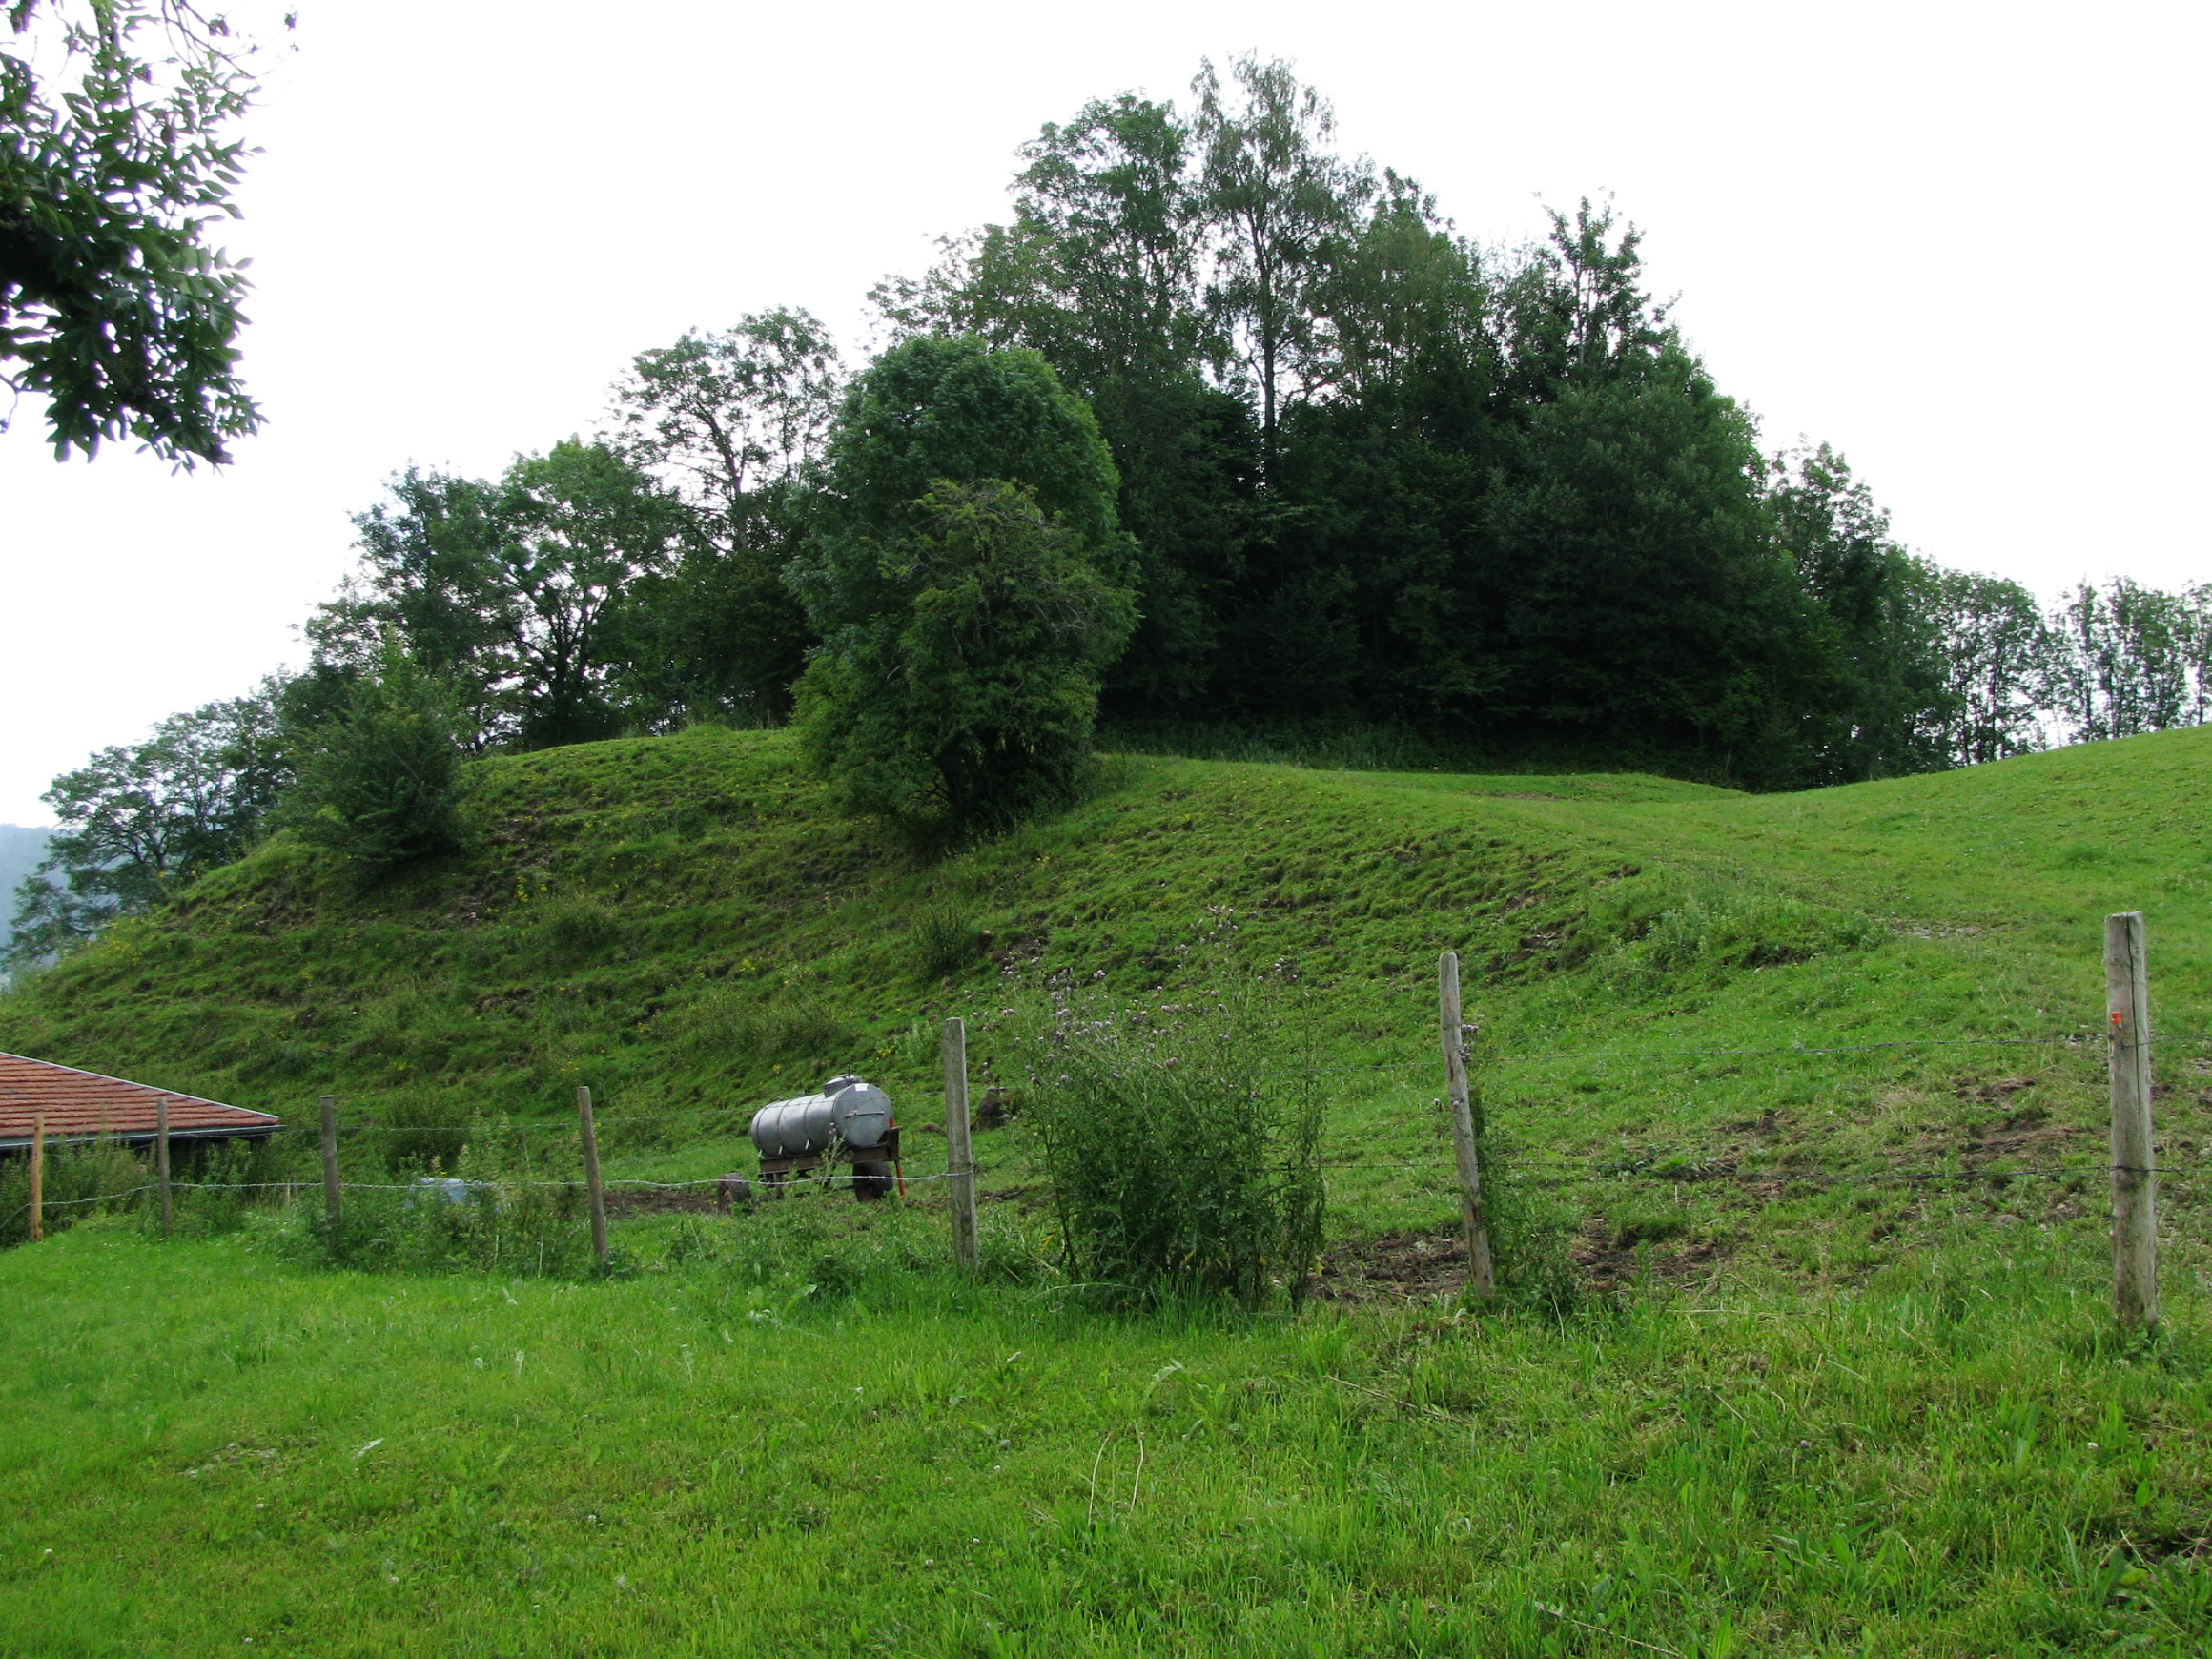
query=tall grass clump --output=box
[1593,872,1882,986]
[1474,1139,1588,1319]
[1006,966,1323,1307]
[911,900,978,981]
[371,1094,470,1173]
[0,1136,147,1245]
[289,1117,598,1278]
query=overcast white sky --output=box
[2,0,2204,825]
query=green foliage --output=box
[1192,52,1373,454]
[289,1119,597,1278]
[2047,577,2212,744]
[795,477,1137,834]
[282,653,472,879]
[0,1,279,463]
[368,1094,470,1175]
[6,686,289,967]
[1006,966,1324,1306]
[0,1134,142,1245]
[1931,566,2053,765]
[890,65,2164,784]
[608,310,843,726]
[334,440,687,749]
[1768,442,1950,782]
[807,334,1129,555]
[1470,1138,1587,1319]
[1592,875,1884,989]
[909,900,979,981]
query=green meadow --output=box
[4,725,2210,1653]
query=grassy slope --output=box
[2,725,2205,1228]
[4,727,2211,1654]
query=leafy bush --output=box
[1474,1139,1588,1320]
[535,895,620,966]
[371,1095,470,1174]
[163,1134,313,1238]
[283,651,472,878]
[287,1118,597,1278]
[789,339,1137,838]
[0,1135,147,1246]
[1004,968,1323,1306]
[794,480,1137,838]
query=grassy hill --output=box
[3,728,2209,1653]
[3,725,2206,1232]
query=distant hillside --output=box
[0,825,49,907]
[0,726,2203,1211]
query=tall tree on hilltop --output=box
[1193,53,1372,464]
[2045,578,2204,743]
[1494,199,1670,402]
[790,337,1137,834]
[335,442,685,748]
[976,95,1253,712]
[1928,570,2050,766]
[1309,173,1492,421]
[1767,444,1948,781]
[608,311,843,723]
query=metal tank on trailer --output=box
[740,1075,901,1200]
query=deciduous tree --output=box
[6,687,286,963]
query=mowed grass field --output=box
[3,726,2210,1652]
[5,1215,2209,1657]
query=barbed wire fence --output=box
[4,915,2190,1325]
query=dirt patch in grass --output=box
[1316,1222,1735,1303]
[1314,1229,1469,1302]
[603,1184,724,1216]
[1571,1219,1731,1291]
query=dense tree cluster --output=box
[10,56,2211,965]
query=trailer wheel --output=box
[851,1161,894,1201]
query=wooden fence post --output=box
[28,1112,44,1244]
[2106,911,2159,1331]
[318,1094,341,1230]
[577,1085,608,1264]
[155,1096,173,1239]
[1438,952,1495,1300]
[942,1017,979,1273]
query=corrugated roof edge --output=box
[0,1051,280,1149]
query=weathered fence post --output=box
[318,1094,341,1230]
[2106,911,2159,1331]
[942,1017,979,1273]
[577,1085,608,1265]
[155,1096,173,1239]
[1438,952,1495,1300]
[28,1111,44,1243]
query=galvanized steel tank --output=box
[748,1075,893,1157]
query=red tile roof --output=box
[0,1053,279,1149]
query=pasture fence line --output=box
[943,1016,979,1274]
[576,1084,607,1265]
[0,916,2179,1328]
[2106,911,2158,1330]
